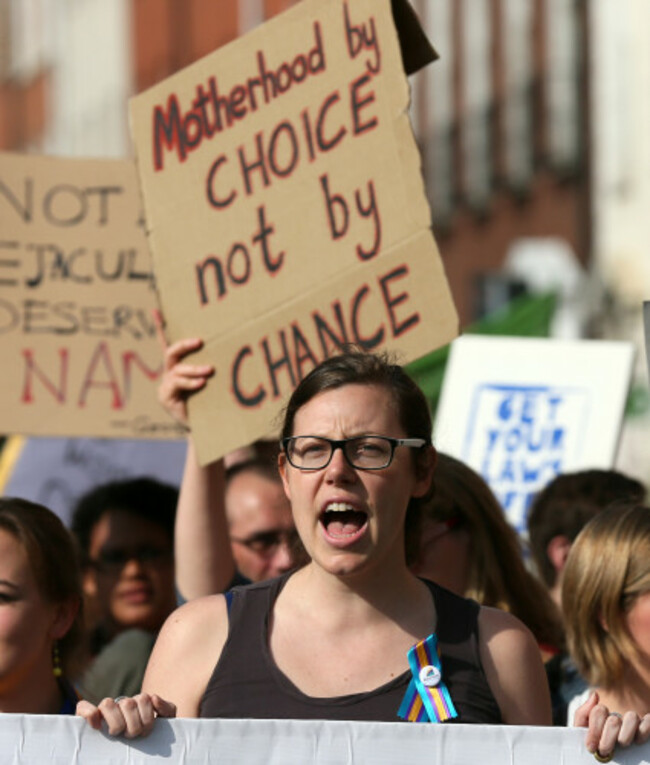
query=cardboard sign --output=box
[129,0,458,465]
[434,336,635,533]
[0,152,185,439]
[1,716,645,765]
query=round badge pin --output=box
[419,664,441,688]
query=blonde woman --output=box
[564,504,650,745]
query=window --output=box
[545,0,581,171]
[462,0,492,209]
[502,0,534,190]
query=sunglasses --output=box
[90,545,172,572]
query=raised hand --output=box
[154,310,214,427]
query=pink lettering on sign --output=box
[229,264,420,408]
[20,343,162,410]
[151,22,326,171]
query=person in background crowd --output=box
[528,469,647,722]
[411,452,564,662]
[77,349,640,761]
[158,331,304,603]
[71,478,178,702]
[528,469,646,610]
[563,504,650,738]
[0,497,83,714]
[225,458,301,584]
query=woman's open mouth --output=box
[320,502,369,544]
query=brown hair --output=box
[280,349,433,563]
[528,470,645,587]
[418,453,564,649]
[71,477,177,564]
[563,504,650,688]
[0,497,84,676]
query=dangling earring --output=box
[52,641,63,678]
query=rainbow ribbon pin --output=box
[397,633,458,723]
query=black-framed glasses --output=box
[230,529,299,556]
[281,435,427,471]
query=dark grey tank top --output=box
[199,574,501,723]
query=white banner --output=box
[1,716,649,764]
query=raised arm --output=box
[156,319,236,599]
[175,441,235,599]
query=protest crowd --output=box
[2,1,650,764]
[1,338,649,762]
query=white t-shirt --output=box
[567,688,592,726]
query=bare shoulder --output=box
[142,594,229,717]
[158,593,228,638]
[478,604,535,646]
[478,607,541,687]
[478,606,552,726]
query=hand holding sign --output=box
[154,312,214,428]
[76,693,176,738]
